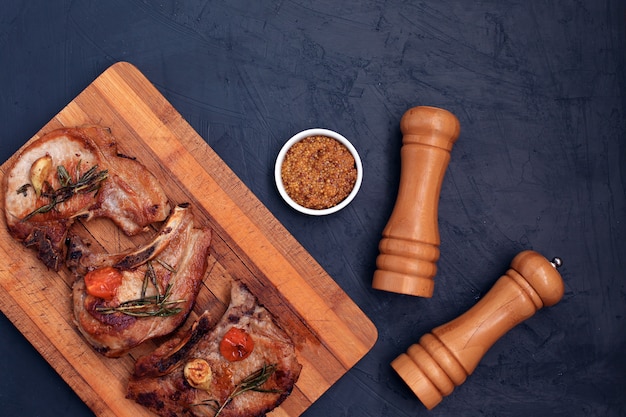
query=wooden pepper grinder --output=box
[391,250,565,410]
[373,106,460,297]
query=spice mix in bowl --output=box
[275,128,363,216]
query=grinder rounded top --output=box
[400,106,461,150]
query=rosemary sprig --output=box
[140,259,176,298]
[140,261,160,299]
[156,258,176,272]
[58,165,72,187]
[19,163,108,222]
[96,282,185,317]
[100,259,180,317]
[192,364,282,417]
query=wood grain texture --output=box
[0,62,377,417]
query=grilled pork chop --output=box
[68,204,212,357]
[4,126,170,270]
[127,282,302,417]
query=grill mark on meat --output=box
[113,246,156,270]
[86,299,137,330]
[116,152,137,160]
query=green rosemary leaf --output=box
[57,165,72,187]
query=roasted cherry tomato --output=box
[219,327,254,362]
[84,266,123,300]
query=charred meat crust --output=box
[133,313,215,378]
[127,282,302,417]
[70,204,212,357]
[112,246,157,271]
[3,125,170,270]
[23,223,69,271]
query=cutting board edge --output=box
[0,60,378,417]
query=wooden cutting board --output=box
[0,62,378,417]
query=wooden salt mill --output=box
[391,250,565,410]
[373,106,460,297]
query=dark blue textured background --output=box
[1,1,624,416]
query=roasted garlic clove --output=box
[30,155,53,196]
[184,358,213,390]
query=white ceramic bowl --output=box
[275,128,363,216]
